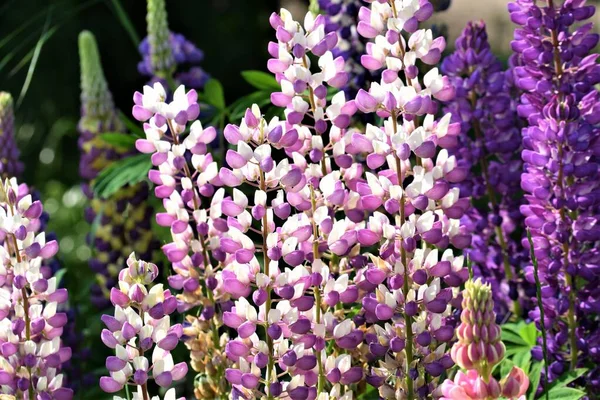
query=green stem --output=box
[259,169,275,399]
[546,0,578,368]
[310,185,326,393]
[527,231,550,400]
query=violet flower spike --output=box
[99,253,187,398]
[0,177,73,400]
[510,0,600,385]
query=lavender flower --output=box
[0,92,24,179]
[441,21,528,319]
[318,0,370,98]
[510,0,600,385]
[132,83,228,397]
[139,0,209,89]
[0,177,73,399]
[99,253,187,398]
[78,31,158,308]
[353,0,476,397]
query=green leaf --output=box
[519,322,538,346]
[500,358,515,378]
[229,91,271,121]
[99,132,137,149]
[357,385,378,400]
[241,70,280,91]
[93,154,151,199]
[53,267,67,285]
[504,345,532,358]
[528,361,544,400]
[118,111,145,138]
[545,387,585,400]
[502,329,528,345]
[546,369,588,391]
[203,79,226,110]
[512,349,532,373]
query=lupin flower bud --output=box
[78,31,158,309]
[0,92,23,179]
[0,177,73,399]
[451,279,504,377]
[139,0,209,89]
[441,278,529,400]
[99,253,187,397]
[146,0,175,78]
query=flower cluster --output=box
[132,80,229,396]
[510,0,600,385]
[78,31,158,308]
[99,253,187,398]
[440,279,529,400]
[130,1,476,398]
[0,177,73,399]
[0,92,23,180]
[140,0,209,89]
[441,21,528,319]
[318,0,370,98]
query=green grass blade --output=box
[108,0,140,48]
[16,9,53,108]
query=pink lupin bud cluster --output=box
[451,279,504,377]
[440,279,528,400]
[0,177,72,399]
[99,253,187,398]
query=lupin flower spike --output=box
[441,278,529,400]
[0,92,23,180]
[441,20,527,320]
[79,31,158,308]
[510,0,600,385]
[451,279,504,378]
[99,253,187,398]
[132,79,227,397]
[0,177,73,399]
[146,0,175,79]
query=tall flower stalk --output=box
[99,253,187,399]
[441,21,526,319]
[0,178,73,399]
[355,1,471,397]
[78,31,158,308]
[132,81,228,398]
[510,0,600,384]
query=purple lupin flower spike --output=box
[355,1,472,397]
[441,21,528,320]
[99,253,187,399]
[0,177,73,399]
[509,0,600,387]
[132,82,229,397]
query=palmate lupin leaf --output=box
[92,153,152,199]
